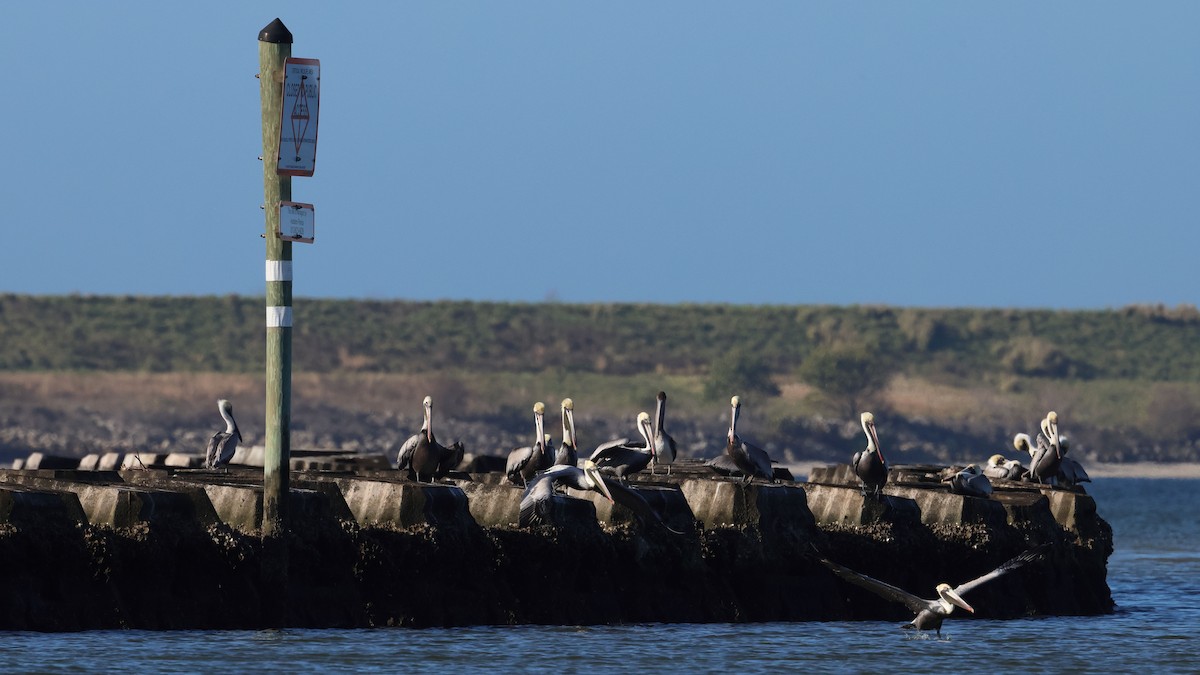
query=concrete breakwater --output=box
[0,455,1112,631]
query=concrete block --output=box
[10,458,24,470]
[679,478,815,531]
[67,484,203,528]
[1042,489,1100,537]
[459,480,523,527]
[120,454,159,470]
[98,453,126,471]
[204,483,264,533]
[886,485,1008,527]
[231,445,266,468]
[991,489,1057,529]
[77,454,101,471]
[22,453,79,470]
[0,484,86,526]
[802,483,917,525]
[335,478,474,529]
[164,453,205,468]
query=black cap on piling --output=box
[259,18,293,44]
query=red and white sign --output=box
[277,57,320,177]
[277,201,315,243]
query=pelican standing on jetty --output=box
[649,391,678,475]
[1056,435,1092,486]
[396,395,432,473]
[590,411,657,480]
[1029,411,1063,484]
[852,412,887,497]
[507,402,550,487]
[410,396,457,483]
[819,546,1047,637]
[205,399,242,470]
[554,398,578,467]
[725,396,774,482]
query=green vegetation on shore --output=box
[3,294,1199,380]
[1,294,1198,463]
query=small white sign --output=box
[277,57,320,177]
[277,202,315,243]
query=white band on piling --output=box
[265,260,293,282]
[266,306,293,328]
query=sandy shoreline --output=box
[787,460,1200,480]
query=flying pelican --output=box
[1055,435,1091,486]
[1028,411,1063,484]
[521,460,684,532]
[820,546,1048,636]
[852,412,887,497]
[590,411,657,480]
[724,396,774,482]
[506,402,550,487]
[942,464,993,498]
[205,399,242,470]
[553,398,578,467]
[396,395,431,473]
[984,452,1026,481]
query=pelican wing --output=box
[506,446,535,475]
[953,545,1048,597]
[705,454,742,475]
[204,432,221,467]
[600,478,684,534]
[820,558,931,615]
[396,433,420,470]
[589,437,632,461]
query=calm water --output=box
[3,478,1197,673]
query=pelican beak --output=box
[867,421,885,464]
[566,407,576,449]
[586,463,614,503]
[235,423,243,443]
[946,588,974,613]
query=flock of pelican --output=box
[851,409,1091,501]
[203,394,1060,636]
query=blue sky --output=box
[2,3,1197,309]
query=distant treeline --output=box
[2,294,1199,382]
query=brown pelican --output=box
[852,412,887,497]
[521,460,684,533]
[205,399,242,470]
[724,396,774,482]
[520,460,614,527]
[553,398,578,467]
[589,411,657,480]
[506,402,551,487]
[820,546,1047,636]
[1055,436,1091,486]
[624,392,679,475]
[942,464,993,498]
[649,392,678,475]
[395,395,431,473]
[984,452,1026,481]
[1028,411,1062,484]
[409,396,458,482]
